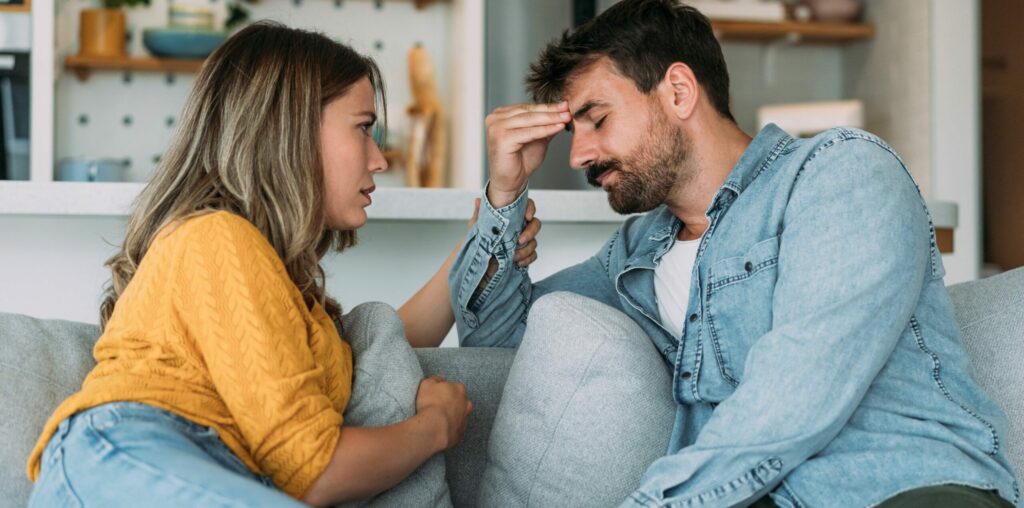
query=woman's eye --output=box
[595,116,607,130]
[360,123,374,135]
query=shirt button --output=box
[744,261,754,272]
[681,371,693,380]
[689,313,698,323]
[491,226,501,235]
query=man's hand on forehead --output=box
[484,100,572,207]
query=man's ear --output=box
[659,62,699,121]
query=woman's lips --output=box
[360,185,375,205]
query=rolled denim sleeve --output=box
[624,138,933,507]
[449,182,534,348]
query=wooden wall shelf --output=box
[0,0,31,13]
[711,20,874,43]
[65,55,205,81]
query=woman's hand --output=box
[467,197,543,268]
[416,375,473,451]
[515,198,542,268]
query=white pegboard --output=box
[55,0,455,186]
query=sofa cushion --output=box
[0,313,100,503]
[948,267,1024,481]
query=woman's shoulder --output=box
[152,211,280,264]
[159,210,258,237]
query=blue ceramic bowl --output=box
[143,27,227,59]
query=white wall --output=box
[0,216,618,346]
[930,0,982,284]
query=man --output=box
[448,1,1018,506]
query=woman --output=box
[26,22,542,507]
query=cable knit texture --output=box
[26,211,352,499]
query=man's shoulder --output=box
[792,127,904,168]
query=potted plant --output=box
[78,0,151,58]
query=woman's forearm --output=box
[398,242,462,348]
[302,412,446,507]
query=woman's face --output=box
[322,77,388,230]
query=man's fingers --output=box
[495,111,571,131]
[497,123,566,150]
[525,198,536,221]
[490,102,567,120]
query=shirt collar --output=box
[707,123,793,215]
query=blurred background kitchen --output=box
[0,0,1019,345]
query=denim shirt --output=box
[449,124,1019,508]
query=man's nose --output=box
[569,131,597,170]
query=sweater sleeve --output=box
[172,213,341,499]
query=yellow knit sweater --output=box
[26,211,352,499]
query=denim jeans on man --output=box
[448,124,1019,507]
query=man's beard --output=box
[586,114,690,215]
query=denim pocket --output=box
[706,235,780,385]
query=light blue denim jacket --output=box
[449,124,1019,507]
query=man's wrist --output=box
[486,182,526,209]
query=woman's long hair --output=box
[99,22,386,329]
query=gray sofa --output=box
[2,267,1022,506]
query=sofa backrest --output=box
[948,267,1024,481]
[0,313,100,503]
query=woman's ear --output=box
[659,62,700,121]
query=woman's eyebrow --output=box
[353,111,378,122]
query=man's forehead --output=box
[562,58,631,109]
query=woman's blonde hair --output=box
[100,22,386,329]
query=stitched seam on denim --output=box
[99,405,211,438]
[704,285,738,387]
[604,229,620,275]
[459,241,487,319]
[707,257,780,293]
[470,247,508,312]
[675,457,784,507]
[524,298,624,506]
[748,135,794,185]
[87,422,251,507]
[719,134,790,198]
[910,316,1001,457]
[691,327,709,399]
[56,444,85,508]
[630,490,662,507]
[779,480,806,508]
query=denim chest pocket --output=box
[706,235,780,385]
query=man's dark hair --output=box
[526,0,734,122]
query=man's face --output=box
[564,58,690,214]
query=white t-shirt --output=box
[654,237,702,339]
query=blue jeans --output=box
[28,401,304,507]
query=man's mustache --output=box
[586,159,622,187]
